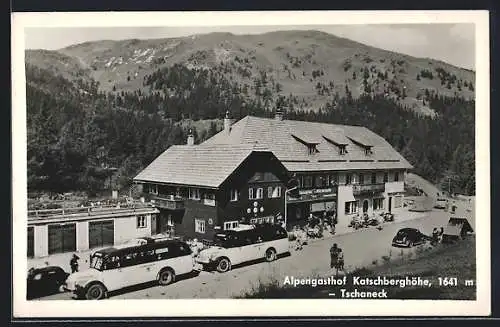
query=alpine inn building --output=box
[203,111,413,230]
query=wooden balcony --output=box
[151,195,185,210]
[352,183,385,195]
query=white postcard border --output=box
[11,10,491,317]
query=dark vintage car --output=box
[392,228,428,248]
[27,266,69,299]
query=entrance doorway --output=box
[388,197,392,213]
[362,200,369,213]
[156,212,174,235]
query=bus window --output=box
[176,243,192,256]
[155,246,171,260]
[90,255,104,271]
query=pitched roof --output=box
[133,143,271,188]
[203,116,413,172]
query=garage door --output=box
[48,223,76,255]
[89,220,114,249]
[27,227,34,258]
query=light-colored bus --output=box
[195,224,290,273]
[64,237,195,299]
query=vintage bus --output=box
[195,224,290,273]
[64,238,195,299]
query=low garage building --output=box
[27,204,159,258]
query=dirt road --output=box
[34,208,468,300]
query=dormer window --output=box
[291,134,320,156]
[308,144,318,155]
[346,135,373,156]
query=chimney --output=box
[224,110,232,135]
[187,129,195,146]
[275,107,284,121]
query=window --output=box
[339,145,347,155]
[304,176,313,188]
[344,201,359,215]
[230,189,239,201]
[359,173,365,185]
[248,188,254,200]
[315,176,322,187]
[268,186,282,198]
[27,227,34,258]
[89,220,114,249]
[256,188,264,199]
[330,174,338,185]
[149,184,158,195]
[394,196,402,208]
[373,198,384,211]
[308,145,317,155]
[365,147,373,155]
[195,219,206,234]
[394,172,400,182]
[297,176,303,188]
[189,188,201,200]
[383,172,389,183]
[137,215,147,229]
[371,172,377,184]
[48,223,76,255]
[224,221,239,230]
[346,173,352,185]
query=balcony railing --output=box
[151,195,185,210]
[352,183,385,195]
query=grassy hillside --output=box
[24,30,475,195]
[240,236,476,300]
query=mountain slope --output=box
[26,30,475,117]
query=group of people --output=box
[291,212,337,251]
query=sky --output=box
[24,24,475,70]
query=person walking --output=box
[70,254,80,273]
[431,228,439,246]
[337,248,344,271]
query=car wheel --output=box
[85,283,107,300]
[216,258,231,273]
[158,269,175,286]
[265,248,277,262]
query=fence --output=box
[28,201,156,221]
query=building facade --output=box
[28,205,159,258]
[203,112,413,230]
[133,143,290,242]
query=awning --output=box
[344,188,356,202]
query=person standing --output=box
[70,254,80,273]
[330,243,340,269]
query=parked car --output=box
[27,266,69,299]
[392,228,428,248]
[434,198,448,209]
[195,224,289,273]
